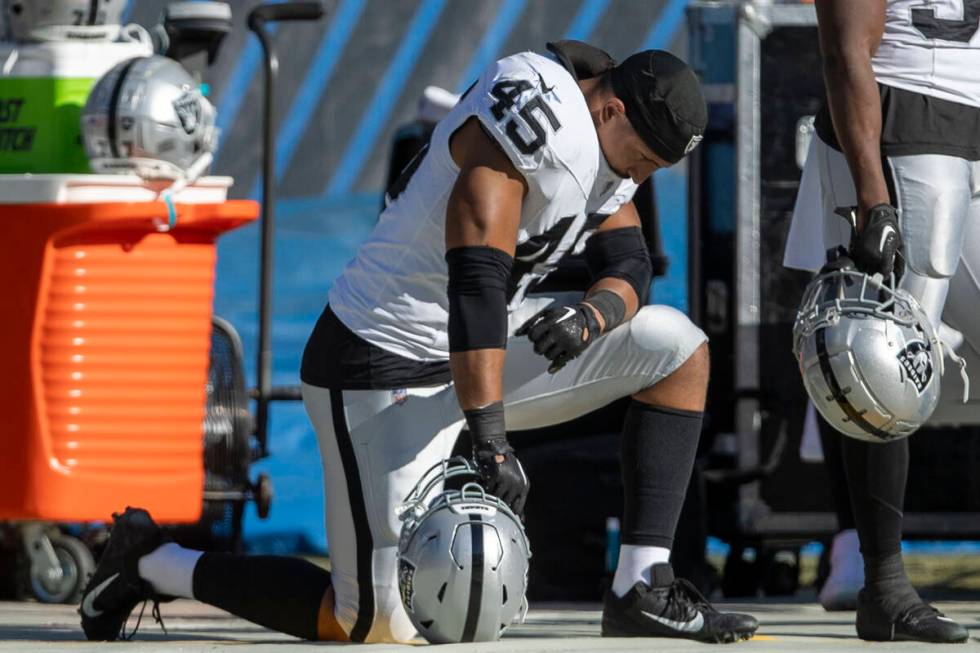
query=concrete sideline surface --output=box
[1,599,979,652]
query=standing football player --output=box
[784,0,979,643]
[80,40,760,644]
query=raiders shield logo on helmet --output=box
[173,92,201,135]
[898,340,933,394]
[398,559,416,611]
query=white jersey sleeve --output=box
[450,51,597,208]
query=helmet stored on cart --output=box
[81,55,217,180]
[2,0,127,42]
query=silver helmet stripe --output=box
[107,57,142,159]
[815,327,894,442]
[461,515,484,643]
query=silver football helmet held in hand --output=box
[82,55,217,180]
[793,254,942,442]
[396,457,531,644]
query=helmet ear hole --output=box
[437,582,447,603]
[419,619,433,629]
[502,584,508,605]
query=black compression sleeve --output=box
[585,227,653,304]
[446,246,513,352]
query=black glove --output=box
[836,204,903,277]
[464,402,529,517]
[515,302,601,373]
[472,435,529,518]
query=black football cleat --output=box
[79,507,167,641]
[602,564,759,644]
[856,589,969,643]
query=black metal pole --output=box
[250,17,276,457]
[247,2,324,457]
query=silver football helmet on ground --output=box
[3,0,126,41]
[397,457,531,644]
[793,255,942,442]
[81,55,217,180]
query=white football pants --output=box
[785,135,980,351]
[302,295,706,643]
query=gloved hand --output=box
[473,435,529,518]
[836,204,904,277]
[516,302,601,373]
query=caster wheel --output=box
[255,473,273,520]
[30,535,95,604]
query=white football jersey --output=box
[329,51,635,362]
[873,0,980,107]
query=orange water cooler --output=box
[0,175,258,524]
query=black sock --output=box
[840,436,919,615]
[862,551,918,614]
[192,553,332,640]
[817,414,855,532]
[620,401,702,548]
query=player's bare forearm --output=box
[816,0,889,228]
[446,117,526,411]
[450,350,506,410]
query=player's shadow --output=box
[0,624,352,645]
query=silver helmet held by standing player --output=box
[396,457,531,644]
[81,55,217,180]
[793,253,943,443]
[2,0,126,41]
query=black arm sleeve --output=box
[446,245,514,352]
[584,226,653,304]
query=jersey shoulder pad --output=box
[461,51,598,198]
